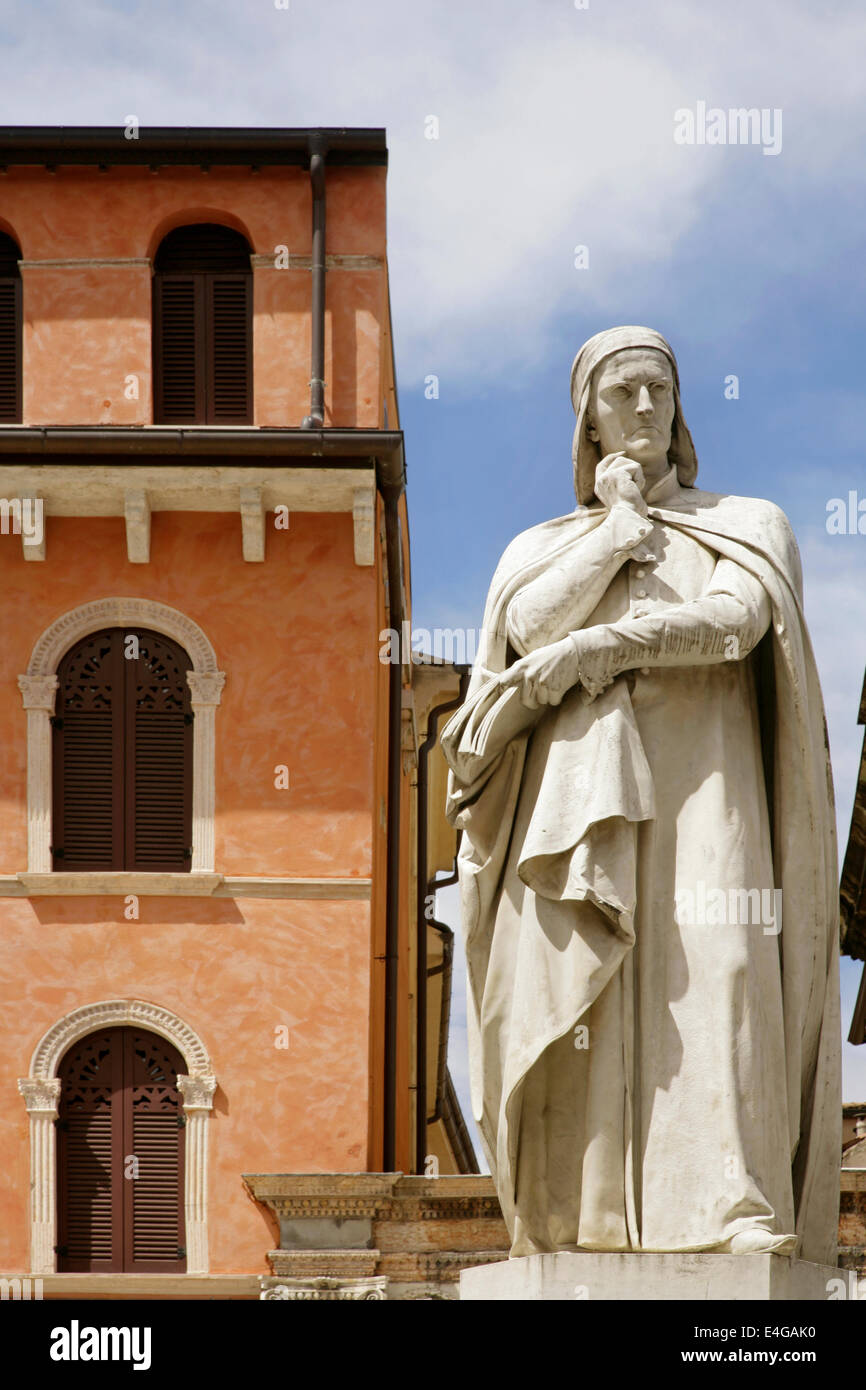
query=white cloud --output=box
[2,0,865,384]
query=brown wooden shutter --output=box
[53,628,192,871]
[127,630,193,871]
[153,223,252,424]
[125,1031,186,1270]
[53,629,124,871]
[58,1028,186,1273]
[0,232,22,423]
[153,275,205,423]
[57,1032,119,1271]
[208,273,252,421]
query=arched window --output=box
[0,231,22,422]
[153,222,252,424]
[56,1027,186,1273]
[51,628,193,871]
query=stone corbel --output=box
[240,486,265,562]
[353,487,375,567]
[19,494,45,561]
[124,489,150,563]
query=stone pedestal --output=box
[460,1251,844,1301]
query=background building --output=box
[0,126,498,1301]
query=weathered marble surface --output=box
[442,326,841,1266]
[460,1252,846,1302]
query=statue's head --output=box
[570,327,698,506]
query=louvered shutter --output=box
[208,273,252,421]
[0,232,21,421]
[53,629,192,871]
[153,223,252,424]
[126,630,193,871]
[125,1031,186,1270]
[0,277,21,422]
[53,630,124,870]
[57,1032,122,1271]
[58,1028,186,1273]
[153,275,205,423]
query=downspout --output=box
[301,134,327,428]
[381,476,405,1172]
[414,671,469,1174]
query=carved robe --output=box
[441,466,840,1262]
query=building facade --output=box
[0,126,479,1300]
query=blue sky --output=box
[2,0,864,1153]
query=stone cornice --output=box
[243,1173,501,1222]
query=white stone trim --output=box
[29,1273,260,1298]
[0,873,373,899]
[353,487,375,566]
[249,253,383,271]
[0,464,377,566]
[26,597,220,676]
[19,999,216,1276]
[20,598,224,873]
[124,489,150,563]
[19,492,45,562]
[19,258,152,270]
[239,486,264,562]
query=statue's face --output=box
[589,348,675,472]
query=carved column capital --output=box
[260,1276,388,1301]
[186,671,226,708]
[177,1074,217,1112]
[17,1077,61,1115]
[17,674,58,710]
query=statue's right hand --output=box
[594,452,648,516]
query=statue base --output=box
[459,1251,845,1301]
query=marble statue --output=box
[441,326,841,1263]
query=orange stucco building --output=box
[0,127,476,1300]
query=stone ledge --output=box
[19,1273,260,1299]
[0,873,371,900]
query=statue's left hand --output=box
[499,637,582,709]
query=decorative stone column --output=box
[17,1077,62,1274]
[185,671,225,872]
[177,1074,217,1274]
[17,674,59,873]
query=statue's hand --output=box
[499,637,581,710]
[595,451,648,516]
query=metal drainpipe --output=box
[301,134,327,428]
[414,671,469,1174]
[381,483,405,1172]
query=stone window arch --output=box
[18,598,225,874]
[18,999,216,1276]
